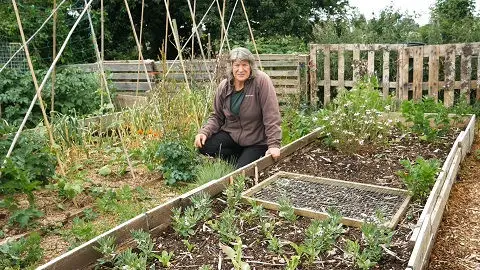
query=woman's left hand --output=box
[266,147,280,161]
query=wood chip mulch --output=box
[428,128,480,270]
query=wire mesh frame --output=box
[242,171,411,229]
[0,42,27,72]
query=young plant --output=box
[8,206,43,228]
[131,229,154,258]
[266,235,284,255]
[345,212,394,269]
[199,265,213,270]
[182,239,196,253]
[171,206,201,238]
[284,255,301,270]
[242,200,267,225]
[225,175,246,209]
[114,248,147,269]
[153,250,174,268]
[219,237,250,270]
[397,157,440,201]
[190,192,213,221]
[94,236,117,267]
[278,196,297,223]
[0,232,43,269]
[209,208,239,244]
[195,158,234,186]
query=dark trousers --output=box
[199,131,268,169]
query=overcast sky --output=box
[348,0,480,25]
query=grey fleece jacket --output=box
[200,70,282,149]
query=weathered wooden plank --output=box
[264,70,298,77]
[310,44,318,105]
[477,49,480,100]
[102,62,155,72]
[367,50,375,75]
[324,45,331,105]
[444,45,456,107]
[398,48,409,101]
[113,82,153,91]
[413,47,424,101]
[408,213,432,270]
[353,46,360,82]
[110,73,155,80]
[338,46,345,89]
[460,46,473,100]
[428,46,440,102]
[382,50,390,98]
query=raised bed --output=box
[37,114,476,270]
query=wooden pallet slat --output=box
[444,45,456,107]
[413,47,424,101]
[428,46,440,102]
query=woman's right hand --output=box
[194,134,207,148]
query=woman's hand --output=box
[194,134,207,148]
[266,147,280,161]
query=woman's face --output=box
[232,60,251,83]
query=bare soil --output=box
[149,129,460,270]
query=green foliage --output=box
[316,77,393,152]
[8,207,43,229]
[302,209,344,264]
[182,239,196,253]
[94,236,117,267]
[281,105,318,145]
[224,175,246,209]
[284,255,301,270]
[156,140,198,185]
[278,196,297,223]
[67,217,98,248]
[171,193,212,238]
[194,158,234,186]
[0,126,57,200]
[154,250,174,268]
[0,232,43,269]
[397,157,441,201]
[219,238,250,270]
[400,98,451,142]
[114,248,147,269]
[52,174,84,200]
[209,208,239,244]
[131,229,155,258]
[233,36,308,54]
[345,212,394,269]
[241,200,266,225]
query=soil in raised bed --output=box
[147,129,460,270]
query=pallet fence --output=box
[309,43,480,107]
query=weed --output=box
[82,208,98,222]
[278,196,297,223]
[397,157,440,201]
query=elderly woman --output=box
[194,47,281,168]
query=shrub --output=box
[397,156,440,201]
[155,140,198,185]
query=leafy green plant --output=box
[194,158,234,186]
[345,212,394,269]
[8,207,43,228]
[266,235,284,255]
[67,217,98,248]
[0,232,43,269]
[225,175,246,209]
[278,196,297,223]
[219,237,250,270]
[475,149,480,161]
[284,255,301,270]
[114,247,147,269]
[209,208,238,244]
[316,76,393,152]
[182,239,196,253]
[397,157,440,201]
[131,229,155,258]
[94,236,117,267]
[281,105,317,145]
[156,140,198,185]
[199,265,213,270]
[400,97,451,142]
[171,206,201,238]
[52,174,85,200]
[153,250,174,268]
[241,200,266,225]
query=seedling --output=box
[284,255,301,270]
[278,196,297,223]
[153,250,174,268]
[219,237,250,270]
[114,248,147,269]
[171,206,200,238]
[397,157,440,201]
[131,229,154,258]
[182,239,196,253]
[190,192,213,221]
[209,208,238,244]
[225,175,246,209]
[94,236,117,267]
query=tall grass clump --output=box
[316,77,395,152]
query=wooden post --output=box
[477,46,480,100]
[338,46,345,89]
[309,44,318,106]
[460,45,472,102]
[207,33,211,60]
[367,50,374,76]
[444,45,456,107]
[382,50,390,98]
[398,48,409,101]
[353,45,360,82]
[413,46,424,101]
[428,45,439,102]
[323,45,331,106]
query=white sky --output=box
[349,0,480,25]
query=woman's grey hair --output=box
[226,47,258,82]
